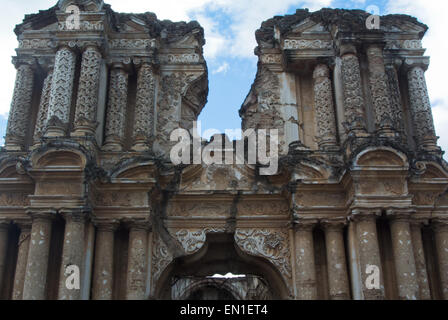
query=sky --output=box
[0,0,447,159]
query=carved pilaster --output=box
[33,67,54,146]
[0,220,10,295]
[92,219,120,300]
[46,46,77,137]
[293,219,318,300]
[432,218,448,299]
[72,45,103,136]
[410,219,431,300]
[132,62,156,152]
[313,64,338,151]
[386,210,419,300]
[366,45,396,136]
[321,218,350,300]
[340,49,367,135]
[103,62,130,151]
[405,58,440,153]
[58,209,90,300]
[350,209,385,300]
[12,222,32,300]
[385,59,407,144]
[5,60,35,151]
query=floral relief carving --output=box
[74,46,102,129]
[341,53,366,130]
[152,233,173,287]
[132,64,156,143]
[284,39,332,50]
[385,65,407,141]
[33,70,53,142]
[173,228,226,254]
[0,193,30,206]
[47,47,76,125]
[235,228,293,292]
[407,66,436,146]
[104,67,129,147]
[108,39,155,49]
[6,64,34,142]
[313,64,337,148]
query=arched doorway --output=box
[154,233,289,299]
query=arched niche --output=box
[353,147,408,169]
[155,233,290,300]
[33,150,86,169]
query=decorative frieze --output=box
[159,53,200,64]
[108,39,156,50]
[284,39,333,50]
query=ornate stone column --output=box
[433,219,448,299]
[12,222,32,300]
[352,210,385,300]
[58,210,89,300]
[72,45,103,137]
[387,210,419,300]
[46,46,77,137]
[321,219,350,300]
[23,210,55,300]
[340,45,367,135]
[294,219,318,300]
[132,61,156,152]
[366,45,396,136]
[126,221,150,300]
[0,220,10,293]
[92,220,119,300]
[103,62,130,151]
[5,60,35,151]
[33,66,54,146]
[385,59,407,143]
[405,58,440,153]
[313,64,338,151]
[410,220,431,300]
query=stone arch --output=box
[353,147,408,169]
[173,278,245,300]
[34,150,85,169]
[154,233,290,300]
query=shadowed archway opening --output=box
[155,233,289,300]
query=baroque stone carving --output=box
[367,46,395,132]
[19,39,54,49]
[407,66,437,149]
[341,53,366,131]
[58,20,104,31]
[237,201,289,216]
[235,229,292,290]
[5,63,34,147]
[159,54,200,64]
[152,233,174,286]
[385,64,407,142]
[283,39,332,50]
[0,193,29,206]
[132,63,156,150]
[167,201,230,217]
[108,39,155,49]
[313,64,337,149]
[104,66,129,150]
[73,46,102,132]
[47,47,76,127]
[33,70,53,142]
[173,228,226,254]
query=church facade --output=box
[0,0,447,300]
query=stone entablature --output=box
[0,3,448,301]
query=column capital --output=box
[124,218,152,232]
[133,57,158,70]
[339,43,357,56]
[293,218,318,231]
[60,208,91,223]
[386,209,415,222]
[12,56,37,70]
[92,218,120,232]
[404,57,430,72]
[410,218,429,228]
[349,209,381,222]
[107,56,132,71]
[432,218,448,232]
[26,209,57,222]
[313,63,330,79]
[321,218,347,231]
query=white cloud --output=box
[212,62,229,74]
[386,0,448,156]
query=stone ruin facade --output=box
[0,0,447,300]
